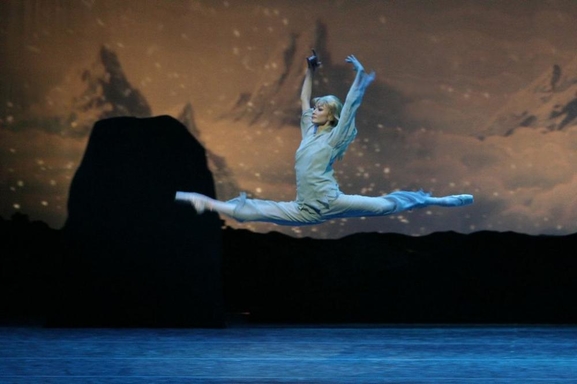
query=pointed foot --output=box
[433,194,474,207]
[175,191,209,214]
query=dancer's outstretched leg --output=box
[175,191,322,225]
[176,190,473,224]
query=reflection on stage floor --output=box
[1,323,576,383]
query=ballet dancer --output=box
[175,51,473,226]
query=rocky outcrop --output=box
[51,115,225,327]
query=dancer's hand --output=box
[345,55,364,73]
[307,49,321,71]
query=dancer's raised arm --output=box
[300,67,313,113]
[328,55,375,159]
[301,49,321,112]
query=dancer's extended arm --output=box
[300,66,313,113]
[301,49,321,113]
[329,55,375,156]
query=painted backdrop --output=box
[3,0,577,239]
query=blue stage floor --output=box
[1,324,576,383]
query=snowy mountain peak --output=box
[480,57,577,138]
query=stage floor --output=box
[1,323,576,383]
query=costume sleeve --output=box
[301,108,314,139]
[328,70,375,160]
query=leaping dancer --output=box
[176,51,473,226]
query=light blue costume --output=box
[224,69,432,226]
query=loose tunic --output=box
[294,107,356,213]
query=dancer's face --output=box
[312,103,333,126]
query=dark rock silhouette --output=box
[48,115,225,327]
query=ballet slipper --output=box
[451,194,474,206]
[436,194,474,207]
[175,191,210,214]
